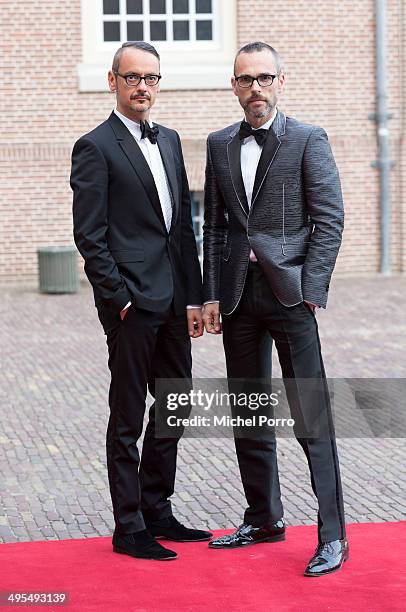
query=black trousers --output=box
[101,303,192,534]
[222,262,346,543]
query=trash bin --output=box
[37,246,79,294]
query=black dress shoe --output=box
[146,516,212,542]
[208,520,286,549]
[304,539,349,576]
[112,529,177,560]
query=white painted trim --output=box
[77,0,236,91]
[77,61,232,90]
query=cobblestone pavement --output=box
[1,276,405,543]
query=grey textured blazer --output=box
[203,110,344,314]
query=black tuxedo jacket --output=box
[203,111,344,313]
[70,112,202,320]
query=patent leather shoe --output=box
[304,539,349,576]
[208,519,285,549]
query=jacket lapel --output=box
[227,127,249,216]
[108,112,167,232]
[156,129,179,230]
[251,110,286,208]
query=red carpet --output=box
[1,522,405,611]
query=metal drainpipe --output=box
[397,0,405,271]
[373,0,392,274]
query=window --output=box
[191,192,204,262]
[78,0,236,91]
[102,0,215,42]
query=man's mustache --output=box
[247,96,267,102]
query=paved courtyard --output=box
[1,275,405,543]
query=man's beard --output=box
[130,96,151,112]
[131,103,151,113]
[243,98,275,119]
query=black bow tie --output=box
[140,121,159,144]
[239,120,268,146]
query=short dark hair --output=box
[112,41,160,72]
[234,41,283,75]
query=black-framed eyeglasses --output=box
[234,73,279,88]
[114,72,161,87]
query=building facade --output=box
[1,0,405,282]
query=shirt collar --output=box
[113,109,153,141]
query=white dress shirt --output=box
[204,111,277,306]
[114,109,173,232]
[113,109,200,312]
[241,110,277,262]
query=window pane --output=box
[150,0,166,14]
[103,0,120,14]
[196,0,212,13]
[173,20,189,40]
[104,21,121,41]
[173,0,189,13]
[126,0,143,14]
[127,21,144,39]
[196,19,212,40]
[150,21,167,40]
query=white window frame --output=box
[78,0,237,91]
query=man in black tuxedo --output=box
[71,41,211,561]
[203,42,348,576]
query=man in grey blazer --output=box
[203,42,348,576]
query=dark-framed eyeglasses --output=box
[234,73,279,88]
[114,72,161,87]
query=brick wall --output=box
[0,0,404,282]
[238,0,405,275]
